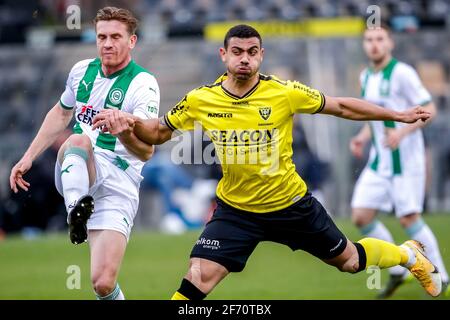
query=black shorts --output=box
[190,192,347,272]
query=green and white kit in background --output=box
[351,58,432,217]
[55,58,159,239]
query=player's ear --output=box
[129,34,137,49]
[219,47,226,62]
[260,47,264,62]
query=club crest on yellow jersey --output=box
[258,106,271,120]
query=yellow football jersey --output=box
[165,73,325,213]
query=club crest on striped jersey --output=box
[109,88,124,105]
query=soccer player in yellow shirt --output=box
[93,24,442,299]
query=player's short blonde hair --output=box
[94,6,138,35]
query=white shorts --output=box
[351,168,424,217]
[55,152,140,240]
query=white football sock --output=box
[60,148,89,214]
[360,220,406,276]
[116,289,125,300]
[399,244,417,268]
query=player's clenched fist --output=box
[398,106,431,123]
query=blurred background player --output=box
[350,23,449,298]
[9,7,159,300]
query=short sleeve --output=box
[164,93,195,131]
[287,80,325,114]
[60,66,77,110]
[399,65,432,106]
[131,74,160,120]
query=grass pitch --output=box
[0,214,449,300]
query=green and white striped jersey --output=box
[60,58,159,183]
[361,58,431,177]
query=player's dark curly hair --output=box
[224,24,262,49]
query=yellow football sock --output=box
[171,291,189,300]
[358,237,409,269]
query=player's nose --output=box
[240,55,249,64]
[104,37,113,48]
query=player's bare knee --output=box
[92,275,116,296]
[91,268,117,296]
[399,213,420,228]
[65,134,92,150]
[91,264,118,294]
[352,212,372,228]
[351,213,362,227]
[58,134,92,163]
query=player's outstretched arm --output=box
[320,96,431,123]
[133,116,173,145]
[115,123,155,162]
[10,102,73,193]
[92,110,172,146]
[117,131,154,162]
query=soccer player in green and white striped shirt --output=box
[350,23,448,298]
[9,7,159,300]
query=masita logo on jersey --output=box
[207,112,233,118]
[77,105,99,126]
